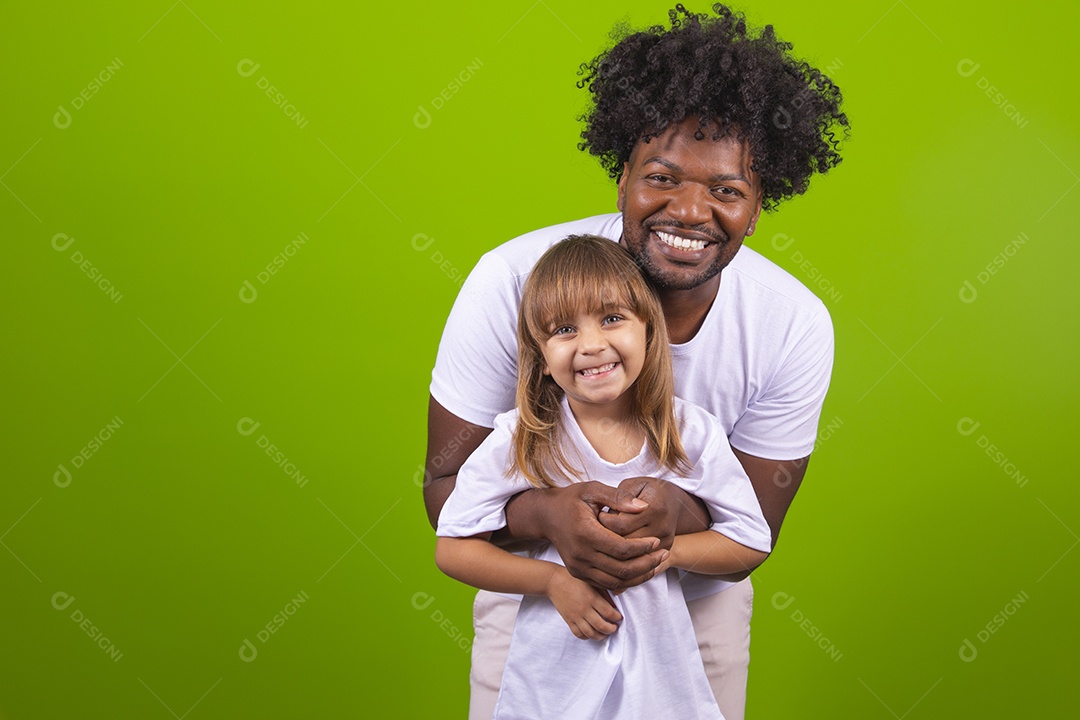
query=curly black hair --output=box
[577,3,849,211]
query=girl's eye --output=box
[602,315,623,325]
[553,325,574,336]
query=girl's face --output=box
[539,304,647,418]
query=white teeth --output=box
[656,230,708,251]
[580,363,616,376]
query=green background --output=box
[2,1,1076,717]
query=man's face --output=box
[617,117,763,292]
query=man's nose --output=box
[666,184,712,226]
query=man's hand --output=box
[598,476,711,549]
[545,566,623,640]
[507,480,670,591]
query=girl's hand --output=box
[544,567,623,640]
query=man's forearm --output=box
[422,397,495,529]
[422,474,457,530]
[673,486,711,535]
[490,488,549,552]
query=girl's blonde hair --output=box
[511,235,690,487]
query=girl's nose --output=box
[579,324,607,353]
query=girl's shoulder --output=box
[492,407,522,434]
[673,396,728,449]
[671,397,744,480]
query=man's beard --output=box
[623,222,733,291]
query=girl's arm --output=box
[435,535,624,640]
[663,530,769,576]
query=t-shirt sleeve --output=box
[728,303,834,460]
[677,408,773,553]
[436,412,531,537]
[429,252,522,429]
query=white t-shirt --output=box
[431,213,834,462]
[437,397,771,720]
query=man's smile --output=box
[649,224,726,263]
[655,229,712,253]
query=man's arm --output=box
[592,453,805,556]
[421,396,491,530]
[731,448,810,551]
[423,396,671,590]
[686,449,807,583]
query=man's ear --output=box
[616,162,630,213]
[745,190,764,237]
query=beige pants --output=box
[468,578,754,720]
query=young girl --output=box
[435,235,771,720]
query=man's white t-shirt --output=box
[431,213,833,595]
[437,397,772,720]
[432,214,833,459]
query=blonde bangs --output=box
[523,239,656,343]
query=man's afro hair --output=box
[577,3,849,211]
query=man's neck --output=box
[657,275,721,345]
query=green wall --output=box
[2,1,1076,717]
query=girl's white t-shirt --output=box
[437,396,771,720]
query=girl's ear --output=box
[542,362,550,376]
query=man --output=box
[423,5,848,718]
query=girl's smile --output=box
[577,362,619,377]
